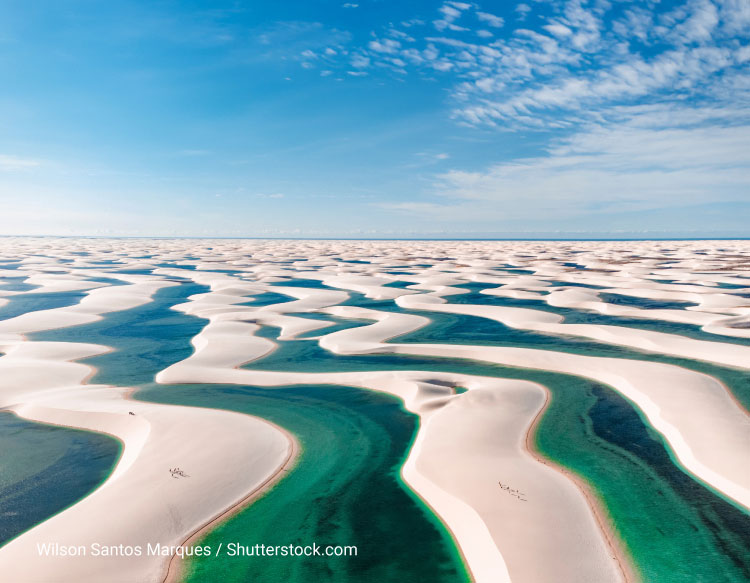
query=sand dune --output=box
[155,285,626,582]
[2,238,750,583]
[317,304,750,510]
[0,274,292,583]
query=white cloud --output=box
[516,4,531,17]
[434,1,472,31]
[612,8,653,42]
[0,155,42,171]
[663,0,720,43]
[236,0,749,233]
[385,112,750,222]
[423,44,439,60]
[272,0,750,137]
[301,0,750,232]
[350,54,370,68]
[544,23,573,38]
[476,11,504,28]
[719,0,750,34]
[439,5,462,20]
[368,39,401,53]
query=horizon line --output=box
[1,235,749,242]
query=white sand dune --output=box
[0,278,177,334]
[0,275,292,583]
[154,286,627,583]
[396,290,750,370]
[317,304,750,510]
[158,362,626,583]
[1,238,749,583]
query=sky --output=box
[0,0,749,238]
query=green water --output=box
[139,384,469,583]
[242,310,750,581]
[16,277,750,582]
[419,288,750,410]
[31,283,470,582]
[334,284,750,410]
[536,382,750,582]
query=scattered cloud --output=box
[257,0,750,229]
[295,1,750,135]
[252,21,351,67]
[368,38,401,53]
[386,105,750,222]
[5,0,748,235]
[476,11,504,28]
[515,4,532,20]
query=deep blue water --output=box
[449,283,750,349]
[0,290,88,322]
[0,413,120,547]
[600,292,697,311]
[0,277,37,292]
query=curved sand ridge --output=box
[2,238,750,583]
[415,272,750,340]
[154,280,626,583]
[296,257,750,343]
[394,287,750,370]
[321,298,750,511]
[0,271,110,309]
[0,275,292,583]
[542,287,750,339]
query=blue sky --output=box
[0,0,748,237]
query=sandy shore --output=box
[524,387,638,583]
[153,281,628,582]
[313,304,750,510]
[0,274,293,583]
[162,426,300,583]
[396,291,750,369]
[2,237,749,583]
